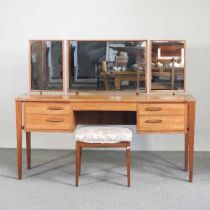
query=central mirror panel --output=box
[68,40,147,92]
[30,40,64,91]
[151,40,185,92]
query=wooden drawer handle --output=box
[47,107,64,110]
[145,119,162,123]
[145,107,162,111]
[46,118,64,123]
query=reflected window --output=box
[151,40,185,91]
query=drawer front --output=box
[137,116,185,132]
[72,103,136,111]
[25,102,72,115]
[25,115,73,131]
[138,103,185,116]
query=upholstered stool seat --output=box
[74,126,132,143]
[75,126,132,187]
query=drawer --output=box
[25,115,73,131]
[138,103,185,116]
[137,116,185,132]
[25,102,72,115]
[72,103,136,111]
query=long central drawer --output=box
[72,102,136,111]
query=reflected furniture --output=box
[74,126,132,186]
[101,61,145,90]
[101,61,110,90]
[15,93,195,182]
[112,71,145,90]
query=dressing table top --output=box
[16,92,195,103]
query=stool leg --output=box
[76,142,80,187]
[126,144,131,187]
[79,147,82,176]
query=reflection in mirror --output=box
[68,40,147,91]
[30,40,63,91]
[151,40,185,91]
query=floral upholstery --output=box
[74,126,132,143]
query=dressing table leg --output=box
[26,132,31,169]
[184,133,189,171]
[189,131,194,182]
[16,101,22,180]
[188,102,195,182]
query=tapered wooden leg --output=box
[76,142,80,186]
[188,102,195,182]
[79,147,82,176]
[189,131,194,182]
[26,132,31,169]
[126,144,131,187]
[16,101,22,180]
[185,133,189,171]
[17,134,22,180]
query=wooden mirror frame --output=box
[66,39,148,93]
[29,40,65,92]
[150,40,186,93]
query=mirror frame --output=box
[150,40,186,93]
[29,40,65,92]
[66,39,148,93]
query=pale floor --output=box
[0,149,210,210]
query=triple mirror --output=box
[29,40,186,93]
[30,40,64,91]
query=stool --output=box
[74,126,132,187]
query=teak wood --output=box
[15,92,195,182]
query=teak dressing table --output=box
[15,39,196,182]
[15,92,195,182]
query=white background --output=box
[0,0,209,151]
